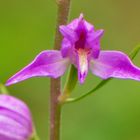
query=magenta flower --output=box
[0,95,33,140]
[6,14,140,85]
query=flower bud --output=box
[0,95,33,140]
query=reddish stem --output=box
[49,0,71,140]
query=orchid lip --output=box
[77,49,89,83]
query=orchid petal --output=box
[61,38,71,57]
[59,25,78,43]
[89,40,100,59]
[87,29,104,58]
[78,13,94,32]
[61,38,76,64]
[6,51,70,86]
[0,95,33,140]
[66,14,86,30]
[87,29,104,42]
[90,51,140,80]
[65,13,94,35]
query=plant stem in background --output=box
[50,0,71,140]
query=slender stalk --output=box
[65,79,111,103]
[0,83,9,94]
[63,65,77,94]
[59,65,77,103]
[31,129,40,140]
[31,135,40,140]
[50,0,71,140]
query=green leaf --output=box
[59,65,77,103]
[65,44,140,104]
[66,79,111,103]
[129,44,140,59]
[63,65,77,94]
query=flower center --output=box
[75,31,86,50]
[77,49,88,77]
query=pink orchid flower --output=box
[0,95,33,140]
[6,14,140,86]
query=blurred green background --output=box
[0,0,140,140]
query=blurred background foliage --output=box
[0,0,140,140]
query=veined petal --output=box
[87,29,104,58]
[90,51,140,80]
[61,38,71,57]
[77,49,89,84]
[61,38,76,64]
[77,13,94,32]
[90,40,100,59]
[0,95,33,140]
[6,51,70,86]
[59,25,78,43]
[66,13,88,30]
[87,29,104,43]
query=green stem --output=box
[59,65,77,103]
[63,65,77,94]
[0,83,9,94]
[129,44,140,59]
[66,79,111,103]
[31,135,40,140]
[50,0,71,140]
[31,128,40,140]
[65,44,140,104]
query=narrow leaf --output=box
[65,44,140,104]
